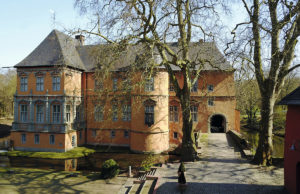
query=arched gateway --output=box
[209,114,226,133]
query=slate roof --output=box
[15,30,233,72]
[15,30,86,70]
[278,86,300,105]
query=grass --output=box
[0,146,95,159]
[0,167,127,193]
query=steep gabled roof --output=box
[15,30,86,71]
[278,86,300,105]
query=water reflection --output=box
[240,128,284,158]
[0,153,179,172]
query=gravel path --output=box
[156,133,285,194]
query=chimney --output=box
[75,35,85,46]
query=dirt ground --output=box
[0,167,127,194]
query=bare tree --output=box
[226,0,300,165]
[74,0,227,161]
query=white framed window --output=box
[20,104,28,122]
[52,104,61,123]
[36,77,44,91]
[169,83,174,91]
[112,104,118,121]
[94,105,103,122]
[145,105,154,126]
[113,78,118,91]
[52,76,60,91]
[66,105,71,122]
[191,106,198,122]
[92,129,96,137]
[169,106,179,122]
[49,134,55,144]
[20,77,28,92]
[111,130,116,138]
[21,134,26,144]
[145,77,154,92]
[191,80,198,92]
[34,134,40,144]
[72,135,76,147]
[122,105,131,121]
[95,79,103,91]
[208,98,214,106]
[75,105,80,121]
[36,104,44,123]
[208,84,214,92]
[173,132,178,139]
[124,130,129,138]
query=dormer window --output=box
[52,76,60,91]
[20,77,28,92]
[145,77,154,92]
[36,77,44,91]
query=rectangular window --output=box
[169,83,174,91]
[66,105,71,122]
[145,105,154,126]
[34,134,40,144]
[92,129,96,137]
[36,104,44,123]
[72,135,76,147]
[94,105,103,122]
[75,105,80,121]
[20,104,28,122]
[122,105,131,121]
[21,134,26,144]
[52,76,60,91]
[79,131,82,140]
[36,77,44,91]
[53,105,61,123]
[169,106,179,122]
[208,84,214,92]
[191,80,198,92]
[122,78,131,91]
[111,130,116,138]
[49,134,55,144]
[145,77,154,92]
[124,130,129,138]
[173,132,178,139]
[112,104,118,121]
[113,78,118,91]
[191,106,198,122]
[20,77,28,92]
[208,98,214,106]
[95,79,103,91]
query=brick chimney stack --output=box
[75,35,85,46]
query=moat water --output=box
[0,153,180,172]
[240,128,284,158]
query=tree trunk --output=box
[179,91,198,161]
[252,95,275,165]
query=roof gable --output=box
[278,86,300,105]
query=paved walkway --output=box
[156,133,285,194]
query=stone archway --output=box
[209,114,226,133]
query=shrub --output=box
[101,159,119,179]
[140,155,154,171]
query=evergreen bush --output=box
[101,159,119,179]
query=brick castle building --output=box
[11,30,239,153]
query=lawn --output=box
[0,146,95,159]
[0,167,127,194]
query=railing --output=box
[12,122,77,133]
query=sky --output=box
[0,0,87,69]
[0,1,298,76]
